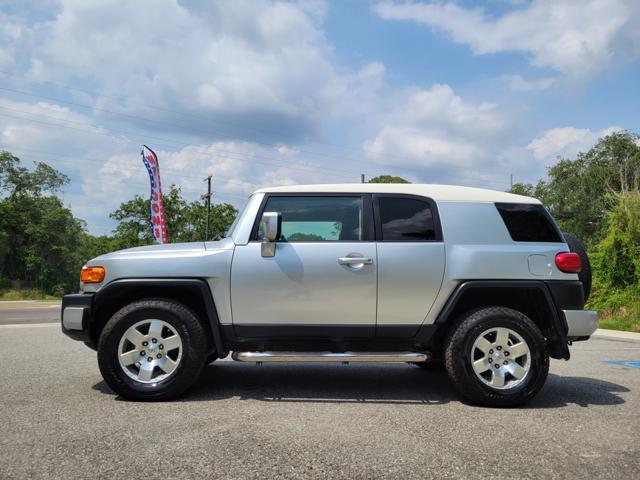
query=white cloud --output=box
[526,126,624,159]
[0,0,380,143]
[374,0,640,80]
[0,97,340,234]
[0,0,382,234]
[363,84,511,170]
[502,75,556,92]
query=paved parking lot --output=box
[0,322,639,479]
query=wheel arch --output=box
[429,281,569,360]
[90,278,225,357]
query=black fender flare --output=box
[93,278,225,357]
[419,280,570,360]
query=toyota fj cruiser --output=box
[62,184,597,406]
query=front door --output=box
[230,194,377,336]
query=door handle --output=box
[338,257,373,266]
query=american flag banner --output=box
[141,145,168,244]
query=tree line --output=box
[0,151,237,296]
[1,132,638,331]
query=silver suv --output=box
[61,184,597,406]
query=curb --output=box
[593,328,640,343]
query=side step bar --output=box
[231,351,429,363]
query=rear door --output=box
[230,194,377,336]
[373,194,445,336]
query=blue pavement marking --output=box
[606,360,640,368]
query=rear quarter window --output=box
[495,203,563,242]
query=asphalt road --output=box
[0,323,639,479]
[0,301,61,325]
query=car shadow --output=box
[92,363,629,408]
[93,363,456,404]
[528,373,629,408]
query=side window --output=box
[378,197,437,241]
[495,203,563,242]
[258,196,363,242]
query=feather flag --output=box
[141,145,168,244]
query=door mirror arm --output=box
[260,211,281,257]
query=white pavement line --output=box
[0,300,61,305]
[593,329,640,343]
[0,322,59,328]
[0,304,61,309]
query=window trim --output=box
[249,192,375,242]
[372,193,443,243]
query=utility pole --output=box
[204,175,212,241]
[360,173,365,184]
[510,173,513,189]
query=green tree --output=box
[367,175,410,184]
[592,190,640,288]
[509,131,640,244]
[0,151,86,293]
[0,151,239,296]
[287,232,324,241]
[0,152,68,198]
[587,189,640,332]
[509,180,548,199]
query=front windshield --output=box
[224,197,250,238]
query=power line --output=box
[0,108,361,180]
[0,75,470,176]
[0,84,373,167]
[0,83,515,189]
[2,144,263,188]
[0,71,366,155]
[1,145,255,202]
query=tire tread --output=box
[444,306,549,407]
[97,298,207,401]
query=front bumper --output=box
[61,293,94,344]
[563,309,598,341]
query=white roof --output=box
[253,183,540,204]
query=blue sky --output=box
[1,0,639,234]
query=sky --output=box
[0,0,639,235]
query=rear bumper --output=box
[61,293,94,344]
[564,309,598,341]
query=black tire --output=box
[97,298,208,401]
[562,232,592,302]
[444,307,549,407]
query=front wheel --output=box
[444,307,549,407]
[97,298,208,401]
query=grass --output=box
[587,284,640,333]
[597,309,640,333]
[0,289,60,301]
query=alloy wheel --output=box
[470,327,531,390]
[117,319,183,384]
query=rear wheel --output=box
[444,307,549,407]
[98,298,207,401]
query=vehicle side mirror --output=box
[260,211,281,257]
